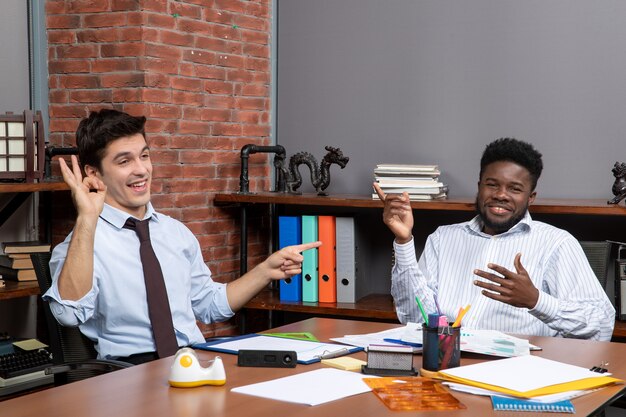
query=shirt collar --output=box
[466,210,532,237]
[100,202,158,229]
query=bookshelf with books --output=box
[0,241,51,284]
[0,182,67,301]
[214,191,626,338]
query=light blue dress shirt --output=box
[43,203,234,359]
[392,212,615,341]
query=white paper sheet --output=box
[331,323,536,357]
[231,368,374,406]
[440,355,608,393]
[330,325,414,348]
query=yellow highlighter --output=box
[452,304,470,327]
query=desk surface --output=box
[3,318,626,417]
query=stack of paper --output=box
[330,323,422,351]
[373,164,448,201]
[436,355,622,398]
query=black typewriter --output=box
[0,338,54,396]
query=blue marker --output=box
[383,338,422,348]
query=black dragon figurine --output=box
[278,146,349,195]
[608,161,626,205]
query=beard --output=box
[475,196,528,235]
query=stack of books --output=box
[373,164,448,201]
[0,241,51,282]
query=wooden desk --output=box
[3,318,626,417]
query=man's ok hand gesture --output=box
[58,155,107,221]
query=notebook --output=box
[195,334,362,364]
[491,396,575,413]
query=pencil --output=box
[415,296,429,323]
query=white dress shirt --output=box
[391,212,615,341]
[44,203,234,359]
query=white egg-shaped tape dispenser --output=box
[168,347,226,387]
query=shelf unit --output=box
[214,191,626,338]
[0,182,69,193]
[214,192,626,215]
[0,181,68,301]
[0,281,40,301]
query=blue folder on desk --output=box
[194,334,363,365]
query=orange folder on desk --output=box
[318,215,337,303]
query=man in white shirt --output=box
[374,138,615,341]
[45,109,320,362]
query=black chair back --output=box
[31,252,122,384]
[579,241,611,289]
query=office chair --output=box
[31,252,132,385]
[579,241,611,289]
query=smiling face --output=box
[475,160,536,235]
[85,133,152,219]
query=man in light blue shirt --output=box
[44,109,320,362]
[374,138,615,341]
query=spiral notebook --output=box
[491,396,575,413]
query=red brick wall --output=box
[45,0,273,336]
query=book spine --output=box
[278,216,302,302]
[317,215,336,303]
[301,216,318,302]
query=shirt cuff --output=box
[213,283,235,321]
[393,237,416,266]
[43,284,97,324]
[528,291,558,322]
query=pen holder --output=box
[422,325,461,372]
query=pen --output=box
[383,338,422,348]
[415,296,429,323]
[317,348,350,360]
[433,294,442,315]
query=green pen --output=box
[415,296,429,323]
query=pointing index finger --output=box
[294,241,322,253]
[373,182,386,201]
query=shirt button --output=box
[52,304,66,316]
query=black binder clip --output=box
[590,361,609,373]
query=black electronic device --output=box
[237,349,297,368]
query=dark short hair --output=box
[479,138,543,190]
[76,109,146,171]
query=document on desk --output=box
[231,368,374,406]
[443,382,599,403]
[438,355,623,398]
[330,323,422,350]
[331,324,535,357]
[195,334,362,364]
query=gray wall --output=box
[276,0,626,199]
[0,0,38,339]
[0,0,30,113]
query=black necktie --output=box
[124,217,178,358]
